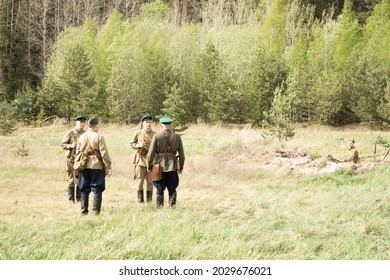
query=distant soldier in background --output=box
[147,116,185,208]
[76,117,112,215]
[60,116,86,203]
[345,138,359,164]
[130,115,156,203]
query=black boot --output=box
[92,198,102,215]
[146,191,153,203]
[156,195,164,208]
[169,192,177,208]
[75,186,81,202]
[81,196,89,215]
[68,186,75,203]
[137,190,144,203]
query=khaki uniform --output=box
[130,128,156,193]
[76,128,112,171]
[147,129,185,172]
[147,128,185,207]
[75,126,112,215]
[346,147,359,164]
[61,127,85,201]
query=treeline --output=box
[0,0,389,129]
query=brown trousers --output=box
[134,165,153,191]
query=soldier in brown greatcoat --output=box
[130,115,156,203]
[60,116,86,203]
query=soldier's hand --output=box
[106,169,112,178]
[69,143,76,149]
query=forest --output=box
[0,0,389,131]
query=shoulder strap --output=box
[158,134,170,164]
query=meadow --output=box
[0,123,389,260]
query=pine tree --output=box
[162,82,190,132]
[58,45,95,123]
[263,84,295,142]
[0,101,17,135]
[198,41,224,122]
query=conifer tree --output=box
[162,82,190,132]
[198,41,224,122]
[0,101,16,135]
[58,45,95,123]
[263,84,295,141]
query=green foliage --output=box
[58,45,96,122]
[376,136,390,148]
[140,31,173,120]
[0,102,17,136]
[363,0,390,68]
[13,139,29,157]
[94,11,126,120]
[378,82,390,122]
[258,0,287,58]
[138,0,171,21]
[10,1,390,127]
[285,69,310,123]
[312,71,344,125]
[162,82,190,132]
[198,41,224,122]
[347,52,388,125]
[263,84,295,141]
[33,107,46,127]
[167,24,203,123]
[12,85,39,124]
[333,0,362,69]
[38,21,99,122]
[246,44,286,125]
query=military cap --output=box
[88,117,99,126]
[141,115,153,122]
[75,115,87,121]
[159,116,173,124]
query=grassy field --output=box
[0,123,389,260]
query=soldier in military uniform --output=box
[75,117,112,215]
[147,116,185,208]
[345,138,359,164]
[130,115,156,203]
[60,115,86,203]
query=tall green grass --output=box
[0,124,389,259]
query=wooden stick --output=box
[381,147,390,162]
